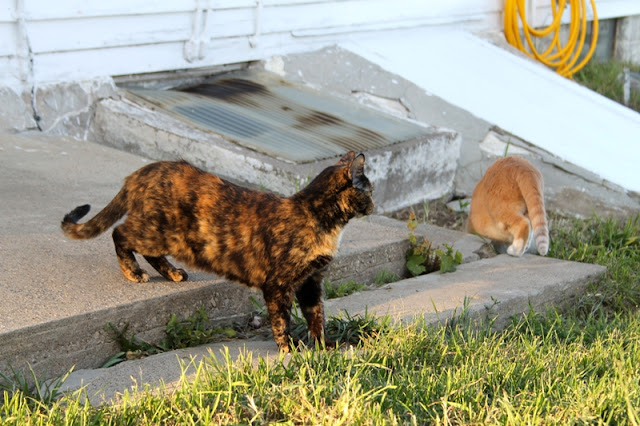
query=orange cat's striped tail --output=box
[61,188,128,239]
[520,176,549,256]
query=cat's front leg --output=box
[296,271,335,349]
[262,283,296,352]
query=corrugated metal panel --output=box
[128,69,432,163]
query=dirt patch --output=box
[388,200,469,232]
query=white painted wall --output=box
[3,0,639,93]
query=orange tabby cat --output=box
[467,156,549,257]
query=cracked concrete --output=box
[33,77,120,138]
[0,87,37,132]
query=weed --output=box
[164,306,236,350]
[325,310,389,345]
[435,243,463,273]
[104,322,163,367]
[0,364,72,408]
[406,211,441,276]
[422,200,430,222]
[289,305,387,348]
[406,211,463,276]
[323,279,366,299]
[374,269,398,285]
[503,138,512,156]
[105,306,241,367]
[573,60,640,112]
[456,198,470,212]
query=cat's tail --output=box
[520,177,549,256]
[61,188,128,239]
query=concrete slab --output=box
[326,254,606,330]
[0,87,36,133]
[59,340,285,406]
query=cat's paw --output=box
[124,269,150,283]
[168,268,189,282]
[507,240,526,257]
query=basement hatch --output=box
[127,69,432,164]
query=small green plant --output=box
[289,304,386,347]
[406,212,463,276]
[104,322,163,367]
[323,279,366,299]
[325,310,388,345]
[435,243,464,273]
[374,269,398,285]
[503,139,512,156]
[422,200,430,222]
[406,211,441,276]
[164,306,236,350]
[456,198,470,212]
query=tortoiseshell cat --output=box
[467,156,549,257]
[62,152,374,351]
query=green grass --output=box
[323,270,399,300]
[2,214,640,424]
[323,279,367,300]
[574,60,640,113]
[548,213,640,316]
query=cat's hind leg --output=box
[505,214,532,257]
[112,225,149,283]
[144,256,189,282]
[296,271,334,349]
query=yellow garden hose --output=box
[504,0,598,78]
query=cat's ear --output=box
[336,151,356,166]
[350,154,368,190]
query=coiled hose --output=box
[504,0,598,78]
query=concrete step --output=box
[59,252,606,406]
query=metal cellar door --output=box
[126,69,433,164]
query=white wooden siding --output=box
[2,0,639,92]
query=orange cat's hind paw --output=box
[507,239,527,257]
